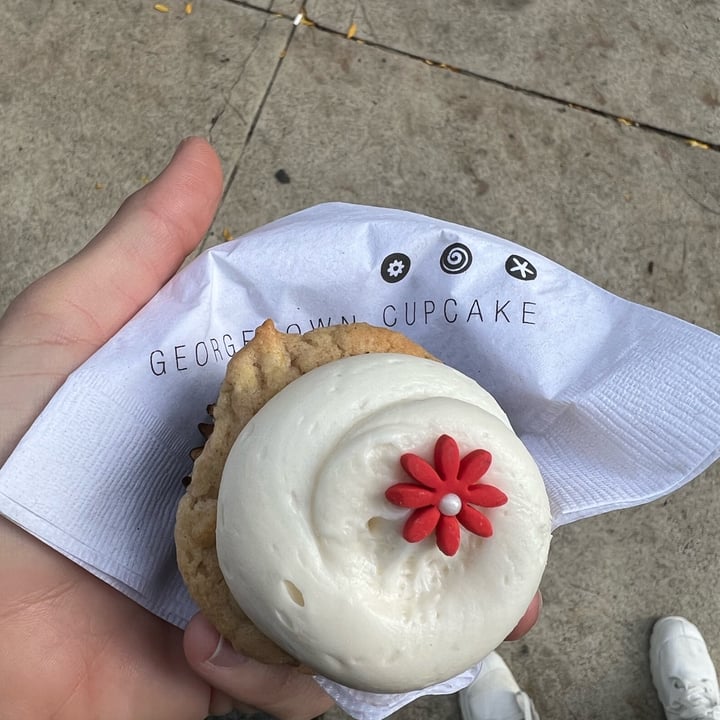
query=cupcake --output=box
[175,320,551,693]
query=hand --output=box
[0,137,333,720]
[506,591,542,641]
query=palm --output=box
[0,138,223,719]
[0,516,208,718]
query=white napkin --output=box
[1,203,718,719]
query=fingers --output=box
[184,614,335,720]
[184,592,541,720]
[505,590,542,641]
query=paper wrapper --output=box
[1,203,718,719]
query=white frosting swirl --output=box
[217,354,551,692]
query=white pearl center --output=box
[438,493,462,516]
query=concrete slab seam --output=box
[227,1,720,155]
[199,0,300,254]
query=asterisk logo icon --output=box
[505,255,537,281]
[509,257,534,278]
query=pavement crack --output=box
[203,0,297,253]
[208,10,274,145]
[219,1,719,152]
[284,10,720,154]
[242,21,293,148]
[211,0,720,239]
[220,3,720,153]
[208,108,225,141]
[220,163,240,205]
[677,184,720,217]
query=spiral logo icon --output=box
[440,243,473,274]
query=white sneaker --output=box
[650,616,720,720]
[459,652,540,720]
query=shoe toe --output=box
[459,653,525,720]
[650,616,720,709]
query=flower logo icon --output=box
[385,434,507,556]
[381,253,411,283]
[387,259,405,277]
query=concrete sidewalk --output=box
[2,1,719,718]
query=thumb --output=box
[5,136,223,344]
[505,590,542,641]
[0,137,223,464]
[184,614,334,720]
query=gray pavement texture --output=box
[1,1,719,719]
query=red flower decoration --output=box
[385,434,508,556]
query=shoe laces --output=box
[667,679,720,719]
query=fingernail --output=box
[171,137,190,160]
[207,634,249,668]
[174,135,205,156]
